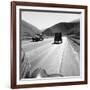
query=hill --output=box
[20,20,41,40]
[42,19,80,36]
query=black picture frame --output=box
[11,1,88,89]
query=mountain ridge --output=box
[42,19,80,36]
[21,20,41,40]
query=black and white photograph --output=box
[11,1,87,88]
[20,10,81,79]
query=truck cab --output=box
[32,34,44,42]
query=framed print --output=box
[11,1,88,89]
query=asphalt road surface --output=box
[21,37,80,77]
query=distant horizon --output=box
[22,18,80,32]
[22,11,80,30]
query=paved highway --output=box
[21,37,80,77]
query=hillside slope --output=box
[42,19,80,36]
[21,20,41,40]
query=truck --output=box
[32,34,44,42]
[54,32,62,44]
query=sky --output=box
[22,10,80,30]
